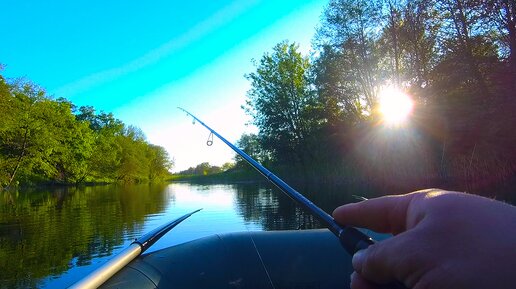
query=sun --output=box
[378,86,414,126]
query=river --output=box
[0,182,361,288]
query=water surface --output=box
[0,182,357,288]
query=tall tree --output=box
[316,0,384,113]
[0,80,58,186]
[244,41,318,164]
[381,0,405,85]
[399,0,440,91]
[47,99,94,184]
[234,133,270,168]
[147,144,173,181]
[480,0,516,91]
[312,45,366,125]
[436,0,494,99]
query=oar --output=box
[179,108,407,289]
[68,209,202,289]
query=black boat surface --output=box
[99,229,353,289]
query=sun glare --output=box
[378,86,414,126]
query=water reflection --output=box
[0,182,357,288]
[234,183,321,231]
[0,184,168,289]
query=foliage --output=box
[0,75,172,187]
[315,0,384,116]
[176,162,227,176]
[234,133,271,168]
[244,41,321,165]
[243,0,516,198]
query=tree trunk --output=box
[451,0,491,99]
[6,127,29,188]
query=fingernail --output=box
[352,250,365,273]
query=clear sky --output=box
[1,0,327,172]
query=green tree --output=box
[398,0,440,90]
[115,126,150,182]
[479,0,516,91]
[244,41,319,164]
[178,162,223,176]
[311,45,366,124]
[0,73,14,185]
[147,144,173,181]
[234,133,270,168]
[0,80,59,186]
[221,162,235,172]
[316,0,384,113]
[435,0,495,99]
[76,106,124,134]
[47,99,94,184]
[0,73,173,186]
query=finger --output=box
[333,193,417,234]
[352,230,422,286]
[351,271,381,289]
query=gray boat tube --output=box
[67,209,202,289]
[100,229,355,289]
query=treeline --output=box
[240,0,516,198]
[176,162,234,176]
[0,75,172,188]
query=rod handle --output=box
[338,226,374,254]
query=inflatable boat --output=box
[100,229,353,289]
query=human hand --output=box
[333,189,516,289]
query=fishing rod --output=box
[181,108,407,289]
[178,107,374,255]
[68,209,202,289]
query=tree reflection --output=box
[0,184,169,288]
[233,181,383,232]
[233,183,318,231]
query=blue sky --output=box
[2,0,327,171]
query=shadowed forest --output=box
[234,0,516,200]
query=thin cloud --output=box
[54,0,259,97]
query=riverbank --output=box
[1,179,171,193]
[170,165,516,205]
[169,168,262,183]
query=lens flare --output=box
[378,86,414,126]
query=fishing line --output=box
[243,223,276,289]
